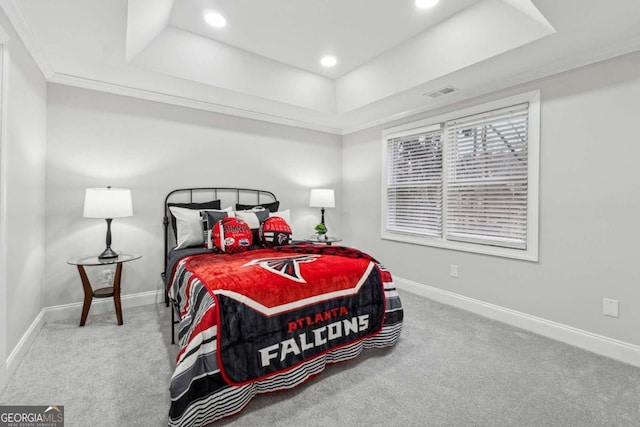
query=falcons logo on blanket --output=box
[244,255,319,283]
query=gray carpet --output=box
[1,290,639,426]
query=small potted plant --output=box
[314,223,327,240]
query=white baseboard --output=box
[396,276,640,368]
[4,289,166,384]
[5,309,45,382]
[43,289,165,323]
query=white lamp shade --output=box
[309,189,335,208]
[83,187,133,218]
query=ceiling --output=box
[166,0,481,79]
[2,0,640,134]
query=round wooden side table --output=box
[67,253,141,326]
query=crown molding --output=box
[3,0,639,137]
[342,40,640,135]
[0,0,342,135]
[48,72,343,135]
[0,0,54,78]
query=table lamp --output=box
[309,189,335,237]
[83,187,133,259]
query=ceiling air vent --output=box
[424,86,458,98]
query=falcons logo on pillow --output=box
[260,216,293,247]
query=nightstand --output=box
[67,253,141,326]
[304,236,342,246]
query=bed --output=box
[163,188,403,426]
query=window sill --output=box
[381,232,538,262]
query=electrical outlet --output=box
[603,298,619,318]
[101,269,114,285]
[450,264,459,278]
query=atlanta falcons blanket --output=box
[167,244,403,426]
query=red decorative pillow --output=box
[260,216,292,247]
[212,217,253,253]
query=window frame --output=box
[381,90,540,262]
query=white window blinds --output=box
[444,104,529,249]
[386,126,443,237]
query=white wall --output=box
[343,50,640,347]
[3,18,637,384]
[45,84,342,308]
[0,9,47,373]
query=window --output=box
[382,91,539,261]
[386,124,443,237]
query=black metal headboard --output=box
[162,187,277,275]
[162,187,277,338]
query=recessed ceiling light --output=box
[321,56,337,67]
[415,0,439,8]
[204,11,227,28]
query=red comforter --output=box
[168,244,403,426]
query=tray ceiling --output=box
[3,0,640,134]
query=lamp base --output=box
[98,247,119,260]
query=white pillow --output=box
[269,209,291,224]
[221,206,235,215]
[169,206,205,249]
[235,209,269,230]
